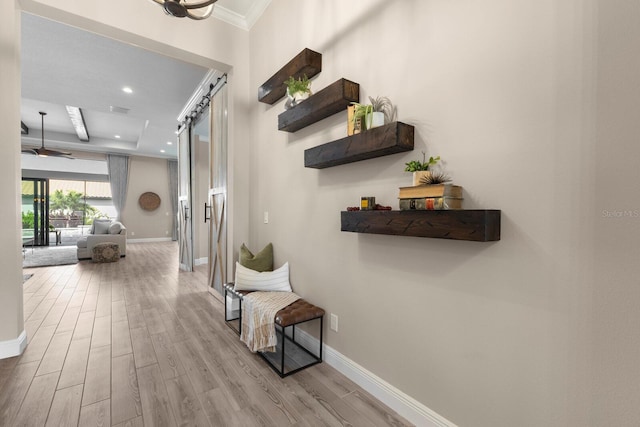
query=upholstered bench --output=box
[224,283,325,377]
[92,242,120,263]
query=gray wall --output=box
[246,1,638,426]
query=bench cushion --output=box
[275,299,325,327]
[225,283,324,327]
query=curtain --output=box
[107,154,129,221]
[167,159,179,241]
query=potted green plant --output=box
[351,102,373,131]
[284,74,312,109]
[369,96,397,126]
[351,96,397,131]
[404,151,441,186]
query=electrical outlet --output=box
[264,211,269,224]
[330,313,338,332]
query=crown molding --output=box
[244,0,271,29]
[213,5,248,30]
[214,0,271,30]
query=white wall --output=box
[245,1,621,426]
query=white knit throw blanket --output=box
[241,291,300,353]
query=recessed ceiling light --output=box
[167,141,173,145]
[160,149,166,153]
[114,135,121,139]
[122,87,133,94]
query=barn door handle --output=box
[204,203,211,223]
[183,207,189,221]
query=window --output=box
[49,179,115,228]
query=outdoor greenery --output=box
[48,189,107,224]
[22,211,34,229]
[49,190,85,215]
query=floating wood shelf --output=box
[304,121,414,169]
[278,79,359,132]
[340,210,501,242]
[258,48,322,105]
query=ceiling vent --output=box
[110,106,130,114]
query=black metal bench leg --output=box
[224,287,228,321]
[319,317,323,360]
[238,298,242,335]
[281,325,286,375]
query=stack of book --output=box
[398,184,463,210]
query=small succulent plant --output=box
[369,96,397,124]
[419,171,452,185]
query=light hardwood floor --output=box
[2,242,413,426]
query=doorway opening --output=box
[21,177,115,248]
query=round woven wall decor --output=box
[139,192,161,211]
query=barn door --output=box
[207,83,228,296]
[177,127,193,272]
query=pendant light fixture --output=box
[149,0,219,20]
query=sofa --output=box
[77,219,127,260]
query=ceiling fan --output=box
[149,0,219,20]
[22,111,74,159]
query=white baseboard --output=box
[127,237,173,243]
[0,330,27,359]
[194,257,208,266]
[294,329,456,427]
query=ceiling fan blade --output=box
[48,151,74,157]
[36,147,74,158]
[21,148,37,155]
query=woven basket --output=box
[138,192,161,211]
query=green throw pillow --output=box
[240,243,273,272]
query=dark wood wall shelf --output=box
[341,210,501,242]
[278,78,359,132]
[258,48,322,105]
[304,121,414,169]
